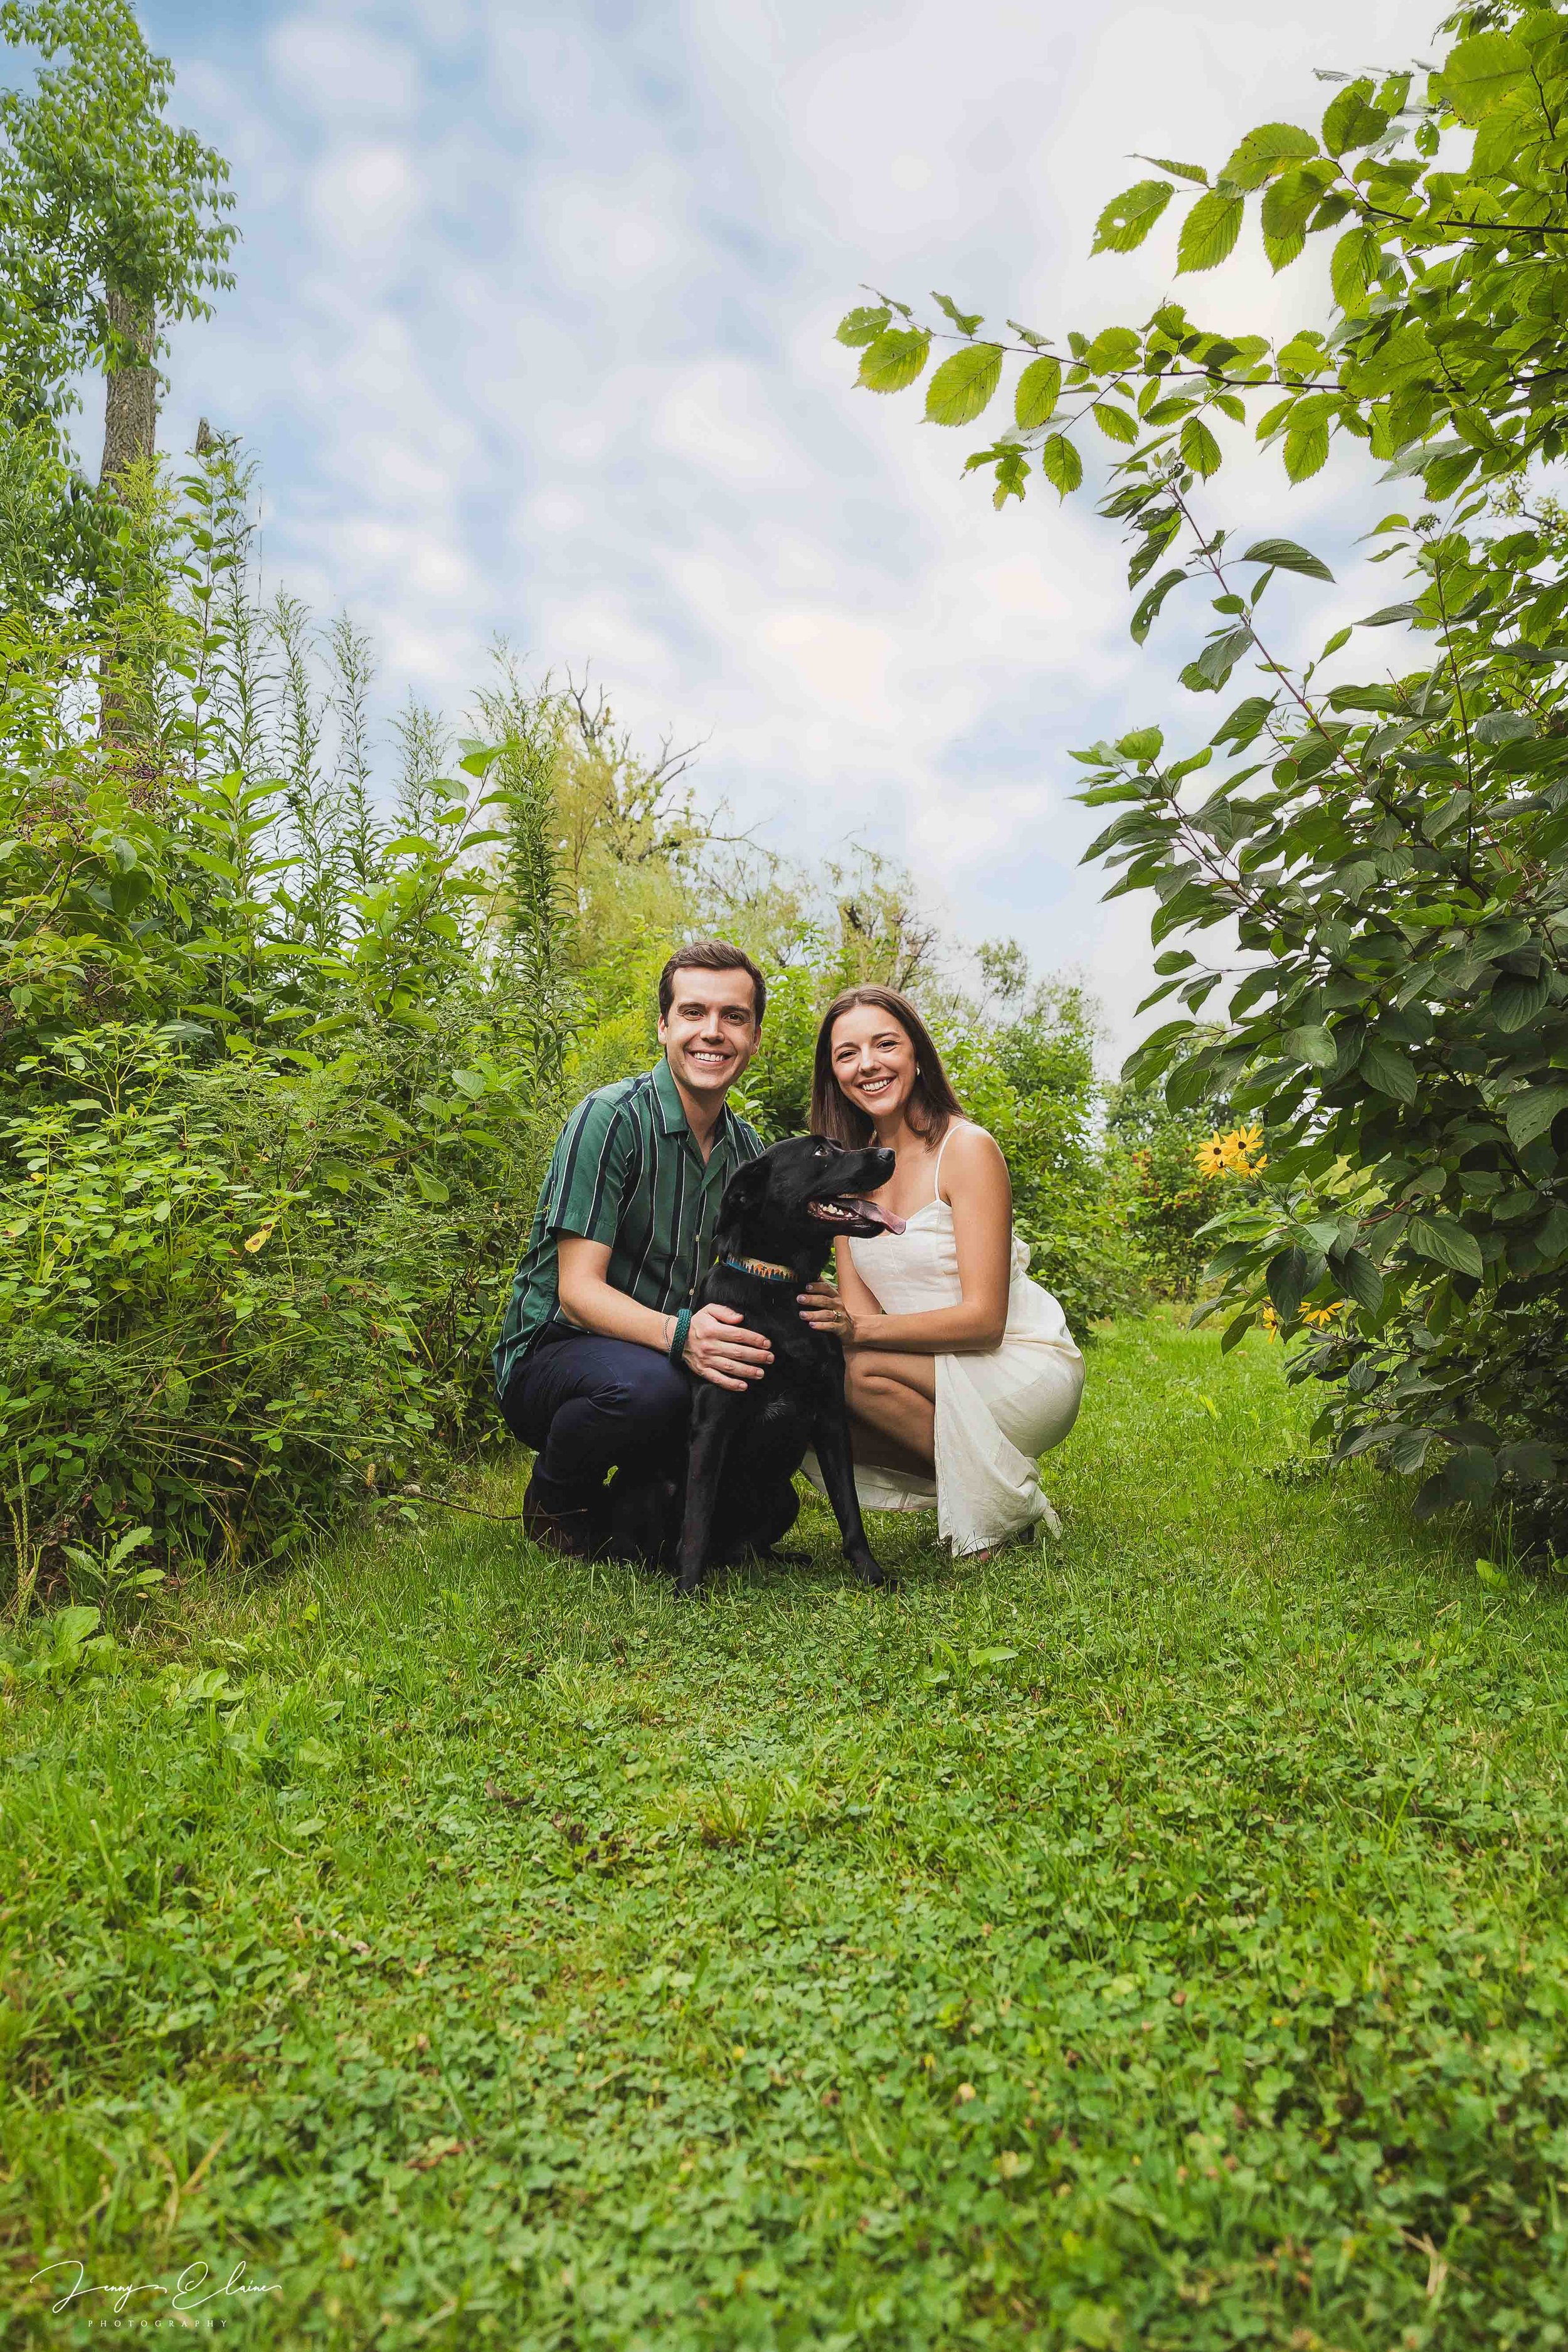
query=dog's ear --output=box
[716,1155,770,1244]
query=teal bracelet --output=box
[669,1307,692,1367]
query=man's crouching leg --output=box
[501,1329,689,1564]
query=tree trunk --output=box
[97,287,159,744]
[99,286,157,489]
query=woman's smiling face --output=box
[829,1004,918,1122]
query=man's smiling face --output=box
[658,965,761,1111]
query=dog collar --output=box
[723,1254,796,1283]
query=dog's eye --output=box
[814,1144,829,1158]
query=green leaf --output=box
[1177,189,1245,274]
[1221,122,1320,190]
[1536,1202,1568,1261]
[857,329,931,393]
[1331,226,1381,317]
[1439,31,1530,125]
[1284,413,1330,482]
[924,342,1004,426]
[1194,625,1254,689]
[931,291,985,336]
[1136,155,1209,185]
[1092,401,1138,445]
[1491,970,1552,1034]
[1359,1037,1417,1101]
[1091,179,1175,255]
[990,449,1029,508]
[1015,355,1062,430]
[1267,1244,1315,1320]
[1130,569,1187,646]
[1321,78,1390,154]
[1211,694,1276,748]
[1263,223,1307,273]
[1180,418,1222,477]
[1285,1024,1337,1068]
[1219,1310,1254,1355]
[1406,1216,1485,1279]
[1116,727,1165,765]
[836,305,891,348]
[1261,169,1318,268]
[1498,1440,1557,1486]
[1430,1446,1498,1512]
[1338,1248,1385,1316]
[1040,434,1083,497]
[1238,538,1334,583]
[1505,1084,1568,1152]
[1088,326,1142,373]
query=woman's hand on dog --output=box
[797,1279,857,1344]
[684,1302,773,1392]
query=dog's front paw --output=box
[851,1557,891,1590]
[674,1567,706,1599]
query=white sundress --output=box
[807,1125,1085,1557]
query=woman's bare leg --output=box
[844,1351,936,1476]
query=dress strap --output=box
[930,1121,963,1205]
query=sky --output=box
[127,0,1442,1052]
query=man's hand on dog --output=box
[684,1303,773,1391]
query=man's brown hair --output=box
[658,939,766,1025]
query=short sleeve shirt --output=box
[491,1057,765,1399]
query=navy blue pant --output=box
[501,1327,689,1516]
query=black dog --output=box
[608,1135,905,1594]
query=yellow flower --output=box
[1261,1299,1340,1339]
[1196,1124,1268,1179]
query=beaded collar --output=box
[723,1254,796,1283]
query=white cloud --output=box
[309,142,423,253]
[266,18,420,123]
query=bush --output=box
[1105,1087,1261,1300]
[0,574,561,1573]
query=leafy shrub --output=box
[1106,1090,1227,1300]
[0,555,564,1572]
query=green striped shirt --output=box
[492,1056,765,1399]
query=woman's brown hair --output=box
[810,986,966,1148]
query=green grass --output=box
[5,1316,1568,2349]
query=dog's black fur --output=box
[606,1134,903,1594]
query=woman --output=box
[798,986,1084,1559]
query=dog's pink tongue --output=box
[850,1198,906,1236]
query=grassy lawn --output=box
[6,1315,1568,2349]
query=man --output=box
[493,938,775,1558]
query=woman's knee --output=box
[846,1359,914,1420]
